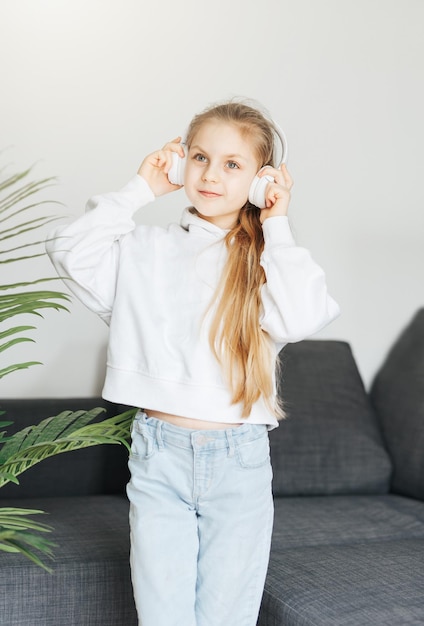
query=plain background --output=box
[1,0,423,398]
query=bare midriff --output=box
[144,409,241,430]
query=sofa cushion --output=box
[258,539,424,626]
[0,495,137,626]
[271,495,424,550]
[258,494,424,625]
[371,309,424,500]
[271,341,392,496]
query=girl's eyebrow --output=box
[189,144,248,162]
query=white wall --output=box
[2,0,423,397]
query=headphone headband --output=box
[272,121,288,165]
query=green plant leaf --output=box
[0,164,71,393]
[0,470,19,484]
[0,238,57,256]
[0,507,56,572]
[0,174,57,215]
[0,325,37,358]
[0,278,69,291]
[0,419,14,444]
[0,507,52,529]
[0,253,45,264]
[0,409,135,486]
[0,289,70,300]
[0,215,58,241]
[0,168,32,194]
[0,362,42,379]
[0,325,36,339]
[0,291,70,323]
[0,336,35,354]
[0,200,64,228]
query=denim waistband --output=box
[133,410,268,452]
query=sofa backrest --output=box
[371,309,424,501]
[270,340,392,496]
[0,398,131,499]
[1,339,396,500]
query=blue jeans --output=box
[127,411,274,626]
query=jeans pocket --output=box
[235,432,270,469]
[130,422,156,460]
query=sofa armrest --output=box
[371,309,424,501]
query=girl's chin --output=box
[196,211,239,230]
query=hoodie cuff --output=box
[119,175,156,206]
[262,216,296,248]
[85,174,155,217]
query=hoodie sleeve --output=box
[259,216,340,343]
[45,175,155,323]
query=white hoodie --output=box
[46,175,340,428]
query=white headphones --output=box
[167,122,288,209]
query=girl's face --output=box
[184,121,261,229]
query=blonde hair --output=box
[186,100,284,419]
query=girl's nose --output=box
[202,164,219,183]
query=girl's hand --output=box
[258,163,293,223]
[137,138,185,197]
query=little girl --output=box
[47,100,339,626]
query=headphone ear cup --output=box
[248,171,274,209]
[168,146,187,186]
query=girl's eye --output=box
[194,153,207,162]
[227,161,239,170]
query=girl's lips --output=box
[199,190,221,198]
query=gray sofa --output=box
[1,309,424,625]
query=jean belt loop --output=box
[226,430,235,457]
[156,418,165,450]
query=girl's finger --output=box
[259,164,293,191]
[265,181,291,207]
[162,137,185,157]
[281,164,294,189]
[163,151,174,175]
[258,165,286,187]
[258,165,279,179]
[154,150,174,174]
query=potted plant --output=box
[0,161,134,571]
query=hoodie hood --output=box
[180,207,229,239]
